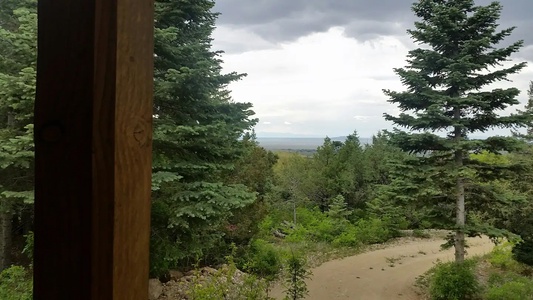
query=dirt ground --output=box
[271,236,494,300]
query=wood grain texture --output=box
[113,0,154,298]
[34,1,154,299]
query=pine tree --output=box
[526,82,533,137]
[0,0,36,271]
[513,81,533,141]
[336,131,368,209]
[384,0,529,262]
[150,0,258,275]
[313,137,344,210]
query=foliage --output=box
[485,278,533,300]
[489,242,522,271]
[484,243,533,300]
[241,239,283,282]
[186,256,273,300]
[0,0,36,271]
[383,0,530,262]
[283,252,311,300]
[222,135,278,246]
[149,0,258,275]
[369,155,444,230]
[272,132,408,222]
[512,240,533,267]
[263,206,394,248]
[22,231,33,263]
[429,260,479,300]
[513,81,533,141]
[326,195,351,219]
[0,265,32,300]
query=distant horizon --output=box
[254,132,518,139]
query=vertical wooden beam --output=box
[34,1,154,299]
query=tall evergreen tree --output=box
[513,81,533,141]
[150,0,258,275]
[337,131,368,209]
[525,82,533,137]
[0,0,36,271]
[383,0,529,262]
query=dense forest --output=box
[1,0,533,299]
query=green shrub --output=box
[487,272,520,287]
[285,225,309,243]
[512,239,533,267]
[187,266,272,300]
[308,218,337,242]
[264,207,394,249]
[0,266,33,300]
[244,239,283,281]
[187,248,273,300]
[355,218,391,244]
[332,230,361,248]
[485,277,533,300]
[22,231,34,262]
[429,260,479,300]
[490,242,522,271]
[285,207,344,243]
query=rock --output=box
[148,278,163,300]
[169,270,184,281]
[201,267,217,274]
[273,230,286,238]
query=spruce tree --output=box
[526,82,533,138]
[0,0,36,271]
[384,0,529,262]
[150,0,257,275]
[513,81,533,141]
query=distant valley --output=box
[256,136,373,151]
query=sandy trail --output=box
[271,236,494,300]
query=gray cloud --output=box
[214,0,533,47]
[214,0,409,42]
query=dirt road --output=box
[271,236,494,300]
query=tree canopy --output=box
[383,0,530,262]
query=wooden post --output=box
[33,1,154,299]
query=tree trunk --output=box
[0,112,15,271]
[0,212,12,271]
[454,157,465,263]
[454,108,465,263]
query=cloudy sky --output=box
[211,0,533,137]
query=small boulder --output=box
[148,278,163,300]
[169,270,184,281]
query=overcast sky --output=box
[212,0,533,137]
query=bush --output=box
[0,266,33,300]
[186,245,274,300]
[262,207,395,250]
[243,239,283,281]
[429,260,479,300]
[285,208,342,243]
[485,277,533,300]
[186,265,273,300]
[354,218,391,244]
[331,230,361,248]
[490,242,522,271]
[512,239,533,267]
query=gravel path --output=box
[271,236,494,300]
